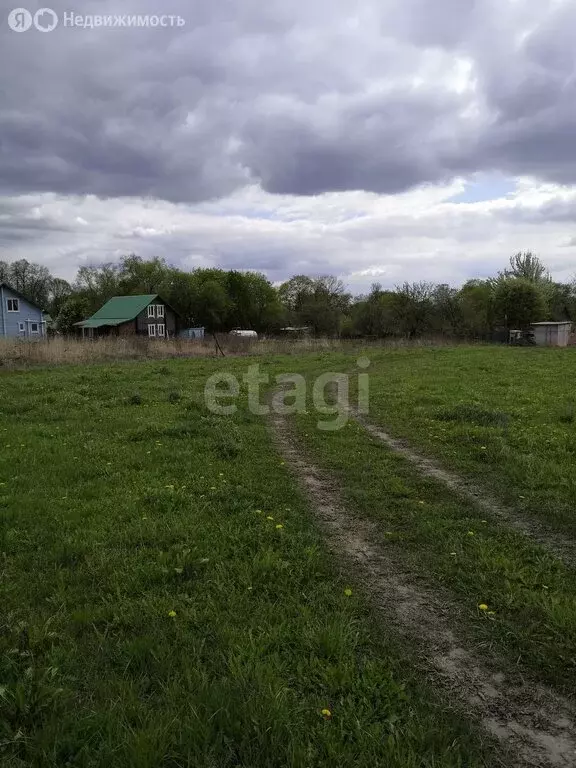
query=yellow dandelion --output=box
[168,610,177,618]
[276,524,284,529]
[266,516,274,520]
[467,531,475,536]
[344,587,353,597]
[321,708,332,718]
[478,603,489,611]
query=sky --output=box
[1,0,576,292]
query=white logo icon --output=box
[8,7,32,31]
[33,7,58,31]
[7,7,58,32]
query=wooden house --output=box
[75,294,180,339]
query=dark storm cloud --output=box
[1,0,576,204]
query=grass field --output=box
[363,346,576,536]
[1,345,575,766]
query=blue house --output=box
[0,283,46,339]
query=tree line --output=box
[1,252,574,338]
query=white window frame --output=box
[30,322,39,334]
[147,304,155,318]
[156,323,165,337]
[18,322,25,334]
[7,298,19,313]
[148,324,156,337]
[156,304,165,318]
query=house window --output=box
[30,323,39,334]
[18,323,25,333]
[147,305,155,318]
[7,299,19,312]
[157,324,165,337]
[156,305,165,318]
[148,324,156,337]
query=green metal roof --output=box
[75,294,158,328]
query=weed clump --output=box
[435,404,510,428]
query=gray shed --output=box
[530,322,572,347]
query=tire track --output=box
[269,406,576,768]
[344,401,576,568]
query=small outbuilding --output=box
[530,321,572,347]
[179,327,205,340]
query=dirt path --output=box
[342,403,576,568]
[269,407,576,768]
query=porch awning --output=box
[74,318,126,329]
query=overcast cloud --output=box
[1,0,576,288]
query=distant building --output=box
[75,294,180,339]
[0,282,46,338]
[530,321,572,347]
[179,327,205,340]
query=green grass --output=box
[294,410,576,692]
[290,345,576,692]
[361,345,576,536]
[0,359,487,768]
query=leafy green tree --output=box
[457,280,495,338]
[278,275,316,323]
[56,296,91,334]
[226,271,283,332]
[545,282,576,321]
[391,282,435,338]
[430,284,462,336]
[279,275,349,335]
[194,278,232,332]
[74,264,122,312]
[351,284,396,337]
[493,278,547,329]
[48,278,73,317]
[117,255,173,295]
